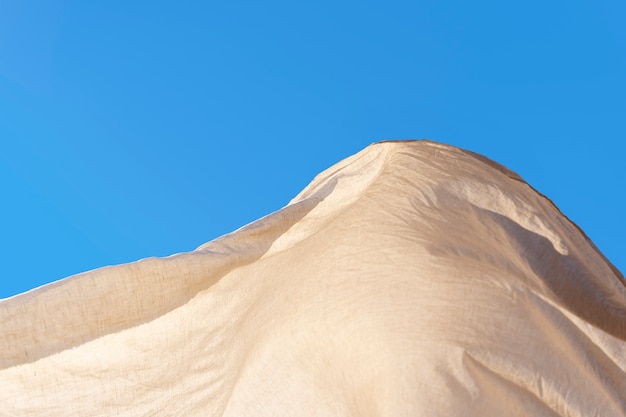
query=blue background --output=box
[1,0,624,298]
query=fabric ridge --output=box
[1,140,624,416]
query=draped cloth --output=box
[1,140,624,416]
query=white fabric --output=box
[1,140,625,416]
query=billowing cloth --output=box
[1,140,624,416]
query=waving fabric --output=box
[1,140,624,416]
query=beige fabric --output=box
[1,140,624,416]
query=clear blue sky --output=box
[1,1,624,298]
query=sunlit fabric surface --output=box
[1,140,625,416]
